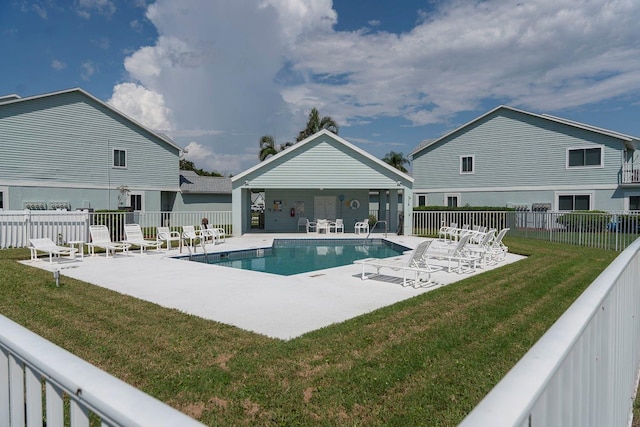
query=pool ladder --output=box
[185,237,209,262]
[366,220,388,239]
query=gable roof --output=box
[410,105,640,157]
[180,170,232,194]
[232,129,413,183]
[0,87,185,153]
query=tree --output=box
[259,135,293,162]
[179,159,223,177]
[295,107,339,142]
[382,151,410,173]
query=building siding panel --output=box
[246,135,408,189]
[0,91,179,191]
[412,108,628,209]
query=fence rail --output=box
[0,210,233,249]
[0,314,205,426]
[413,210,640,251]
[459,237,640,426]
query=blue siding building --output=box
[0,88,184,212]
[410,106,640,211]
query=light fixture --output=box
[244,180,249,186]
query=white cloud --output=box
[108,82,173,130]
[80,60,95,80]
[51,59,66,71]
[75,0,116,18]
[113,0,640,173]
[183,142,254,176]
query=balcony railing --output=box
[0,314,205,426]
[621,163,640,184]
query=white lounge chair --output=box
[156,226,181,251]
[124,224,163,254]
[425,233,475,273]
[487,228,510,262]
[88,225,131,258]
[29,238,78,263]
[355,240,437,288]
[329,219,344,233]
[354,218,369,235]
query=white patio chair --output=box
[201,224,225,244]
[29,238,78,263]
[182,225,202,252]
[156,226,181,251]
[355,240,438,288]
[316,219,330,234]
[354,218,369,235]
[329,219,344,233]
[124,224,163,254]
[88,225,131,258]
[297,217,315,233]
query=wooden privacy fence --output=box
[0,210,233,249]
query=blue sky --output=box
[2,0,640,175]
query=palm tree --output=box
[295,107,339,142]
[259,135,293,162]
[382,151,410,173]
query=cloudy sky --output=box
[2,0,640,175]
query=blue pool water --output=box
[184,239,409,276]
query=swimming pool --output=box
[183,239,410,276]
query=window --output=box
[567,146,602,168]
[129,193,143,211]
[113,149,127,168]
[445,193,460,208]
[417,194,427,207]
[0,187,6,210]
[460,155,474,174]
[558,194,591,211]
[629,196,640,211]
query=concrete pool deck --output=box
[23,233,525,340]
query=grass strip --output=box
[0,238,619,425]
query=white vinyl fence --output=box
[0,210,232,249]
[0,314,205,426]
[459,237,640,426]
[413,210,640,251]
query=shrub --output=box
[556,211,611,232]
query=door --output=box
[314,196,336,220]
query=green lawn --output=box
[0,238,619,425]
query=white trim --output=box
[554,190,594,211]
[460,154,475,174]
[444,193,461,207]
[412,183,618,193]
[128,192,144,212]
[112,148,127,169]
[565,145,604,169]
